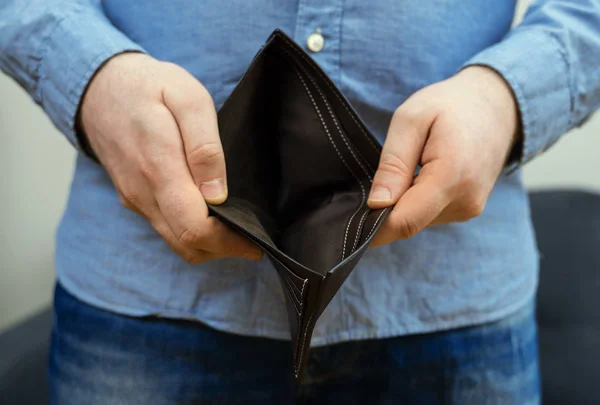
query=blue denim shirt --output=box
[2,0,599,345]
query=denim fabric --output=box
[49,283,540,404]
[3,0,600,347]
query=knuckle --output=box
[135,105,170,132]
[139,161,161,187]
[461,194,487,219]
[392,216,421,239]
[141,143,180,180]
[187,142,224,168]
[130,109,148,132]
[378,153,412,178]
[452,169,486,219]
[178,229,197,247]
[145,142,173,166]
[138,163,158,186]
[119,192,140,211]
[131,105,163,133]
[178,226,209,247]
[392,107,419,129]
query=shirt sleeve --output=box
[462,0,600,169]
[0,0,145,152]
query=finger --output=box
[428,203,467,226]
[158,178,262,260]
[368,99,435,209]
[429,192,487,226]
[141,108,262,260]
[162,68,227,205]
[149,211,221,264]
[118,190,153,219]
[370,159,453,245]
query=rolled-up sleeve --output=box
[462,0,600,169]
[0,0,145,151]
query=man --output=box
[1,0,598,403]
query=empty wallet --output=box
[208,29,390,382]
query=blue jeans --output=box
[49,282,540,404]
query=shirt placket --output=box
[294,0,343,84]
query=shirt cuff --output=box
[461,28,572,171]
[37,6,145,155]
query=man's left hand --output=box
[368,66,520,246]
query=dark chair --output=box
[0,190,598,404]
[531,190,600,404]
[0,308,52,404]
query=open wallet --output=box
[208,29,391,382]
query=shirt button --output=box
[306,29,324,53]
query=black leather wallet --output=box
[208,29,390,382]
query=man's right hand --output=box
[80,52,263,264]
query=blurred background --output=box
[0,0,598,334]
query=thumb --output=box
[163,70,228,205]
[368,104,433,209]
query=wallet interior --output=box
[208,29,390,381]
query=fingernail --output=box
[200,178,226,202]
[369,186,392,202]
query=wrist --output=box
[456,65,520,143]
[77,51,148,162]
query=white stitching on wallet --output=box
[283,49,369,259]
[288,64,366,261]
[277,34,381,156]
[268,252,307,293]
[317,93,373,181]
[267,252,307,335]
[283,271,303,294]
[281,273,301,314]
[353,146,374,173]
[270,252,307,285]
[300,67,374,254]
[293,278,308,363]
[294,277,308,338]
[294,312,314,376]
[306,71,373,182]
[352,209,370,252]
[279,44,379,258]
[342,208,361,259]
[365,208,389,240]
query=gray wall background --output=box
[0,1,597,333]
